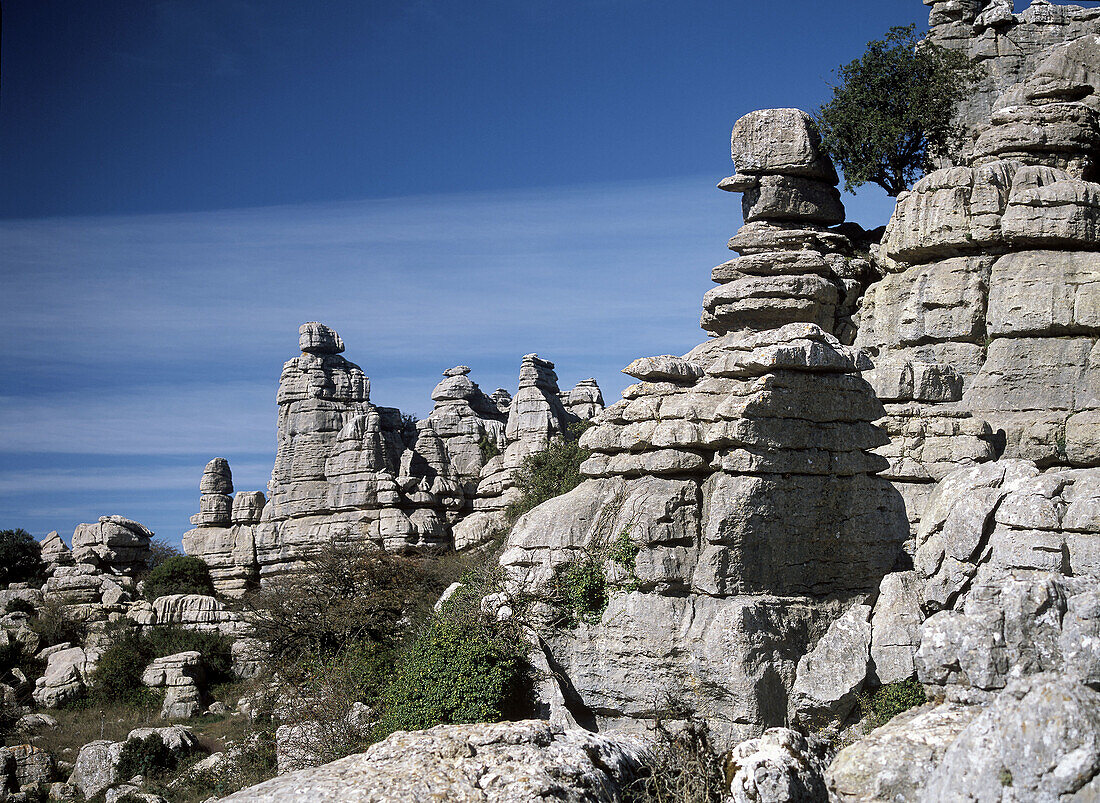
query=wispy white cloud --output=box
[0,460,274,495]
[0,174,898,544]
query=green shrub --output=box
[506,421,591,522]
[608,531,640,571]
[0,640,23,675]
[144,627,234,683]
[90,625,233,703]
[376,585,529,736]
[5,598,36,616]
[477,434,501,463]
[143,556,215,602]
[559,557,609,624]
[116,733,178,780]
[869,679,926,725]
[0,529,45,587]
[815,24,982,196]
[90,628,154,704]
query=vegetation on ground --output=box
[142,555,216,601]
[374,578,530,738]
[90,624,233,705]
[626,720,725,803]
[815,24,982,196]
[29,597,89,648]
[0,529,46,587]
[866,678,927,726]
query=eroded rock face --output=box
[923,674,1100,801]
[855,31,1100,536]
[70,516,152,575]
[221,720,651,803]
[827,702,979,802]
[496,110,905,748]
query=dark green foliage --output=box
[239,539,430,665]
[0,640,23,675]
[506,421,592,522]
[815,25,982,196]
[5,598,36,616]
[376,584,530,736]
[114,794,146,803]
[91,625,233,703]
[0,529,45,587]
[477,434,501,463]
[143,555,216,602]
[91,628,154,704]
[869,678,927,724]
[560,557,609,624]
[116,733,179,781]
[144,627,233,683]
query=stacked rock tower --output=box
[704,108,873,344]
[498,109,908,746]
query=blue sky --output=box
[1,0,930,547]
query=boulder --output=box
[726,728,831,803]
[827,702,979,802]
[788,604,873,727]
[70,516,152,575]
[221,720,650,803]
[298,321,344,355]
[922,674,1100,800]
[68,740,123,800]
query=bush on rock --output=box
[506,421,591,522]
[142,555,216,601]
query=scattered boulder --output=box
[223,720,650,802]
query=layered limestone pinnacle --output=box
[706,108,874,344]
[497,110,907,747]
[183,324,603,592]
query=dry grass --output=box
[19,682,255,763]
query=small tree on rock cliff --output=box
[0,529,45,587]
[815,24,981,196]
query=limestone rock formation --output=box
[183,324,600,593]
[497,110,906,747]
[922,674,1100,800]
[827,701,979,802]
[141,652,204,719]
[708,108,873,343]
[856,29,1100,530]
[33,647,92,708]
[221,720,650,803]
[70,516,152,575]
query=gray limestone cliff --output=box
[495,109,908,748]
